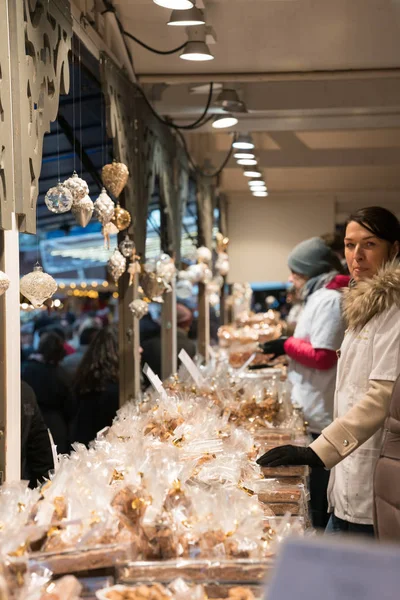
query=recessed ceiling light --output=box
[180,41,214,61]
[168,6,205,26]
[252,191,268,197]
[232,134,254,150]
[243,170,262,178]
[234,153,255,159]
[212,114,239,129]
[237,159,257,166]
[154,0,194,8]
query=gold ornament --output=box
[216,232,229,253]
[20,264,58,308]
[102,160,129,198]
[71,195,94,227]
[139,270,168,303]
[111,202,131,231]
[0,271,10,296]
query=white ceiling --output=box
[112,0,400,217]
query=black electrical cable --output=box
[123,30,187,56]
[102,2,234,178]
[134,83,214,131]
[102,1,137,74]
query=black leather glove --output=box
[259,336,288,357]
[256,445,325,468]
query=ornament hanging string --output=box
[72,48,76,173]
[78,32,83,177]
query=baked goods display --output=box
[0,312,312,599]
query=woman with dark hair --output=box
[258,206,400,536]
[72,328,119,446]
[22,332,76,455]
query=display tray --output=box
[30,543,133,575]
[96,582,264,600]
[116,558,272,586]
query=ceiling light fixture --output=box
[180,25,214,61]
[250,185,267,192]
[234,153,255,159]
[243,170,262,178]
[214,89,247,113]
[212,114,239,129]
[252,191,269,197]
[154,0,194,9]
[168,6,205,26]
[232,134,254,150]
[237,158,257,166]
[248,180,266,187]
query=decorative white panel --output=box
[0,0,14,230]
[10,0,72,233]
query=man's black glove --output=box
[256,445,325,468]
[259,336,288,357]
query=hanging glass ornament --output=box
[102,222,119,250]
[107,249,126,284]
[216,251,230,276]
[119,235,135,258]
[128,254,141,286]
[196,246,212,264]
[44,182,73,214]
[0,271,10,296]
[71,195,94,228]
[129,299,149,319]
[111,203,131,231]
[102,160,129,198]
[140,270,169,303]
[63,171,89,205]
[156,253,176,285]
[94,188,115,225]
[20,264,58,308]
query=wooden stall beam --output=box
[161,280,177,380]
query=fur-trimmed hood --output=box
[344,261,400,330]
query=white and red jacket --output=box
[286,275,350,434]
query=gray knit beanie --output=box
[288,237,334,278]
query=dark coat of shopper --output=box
[21,381,54,487]
[141,304,196,379]
[374,374,400,541]
[72,328,119,447]
[21,332,77,455]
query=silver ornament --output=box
[20,264,58,308]
[156,253,175,285]
[71,194,94,227]
[119,235,136,258]
[94,188,115,225]
[63,171,89,205]
[129,299,149,319]
[45,182,73,214]
[0,271,10,296]
[107,249,126,283]
[196,246,212,264]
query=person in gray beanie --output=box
[261,236,349,529]
[288,237,340,279]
